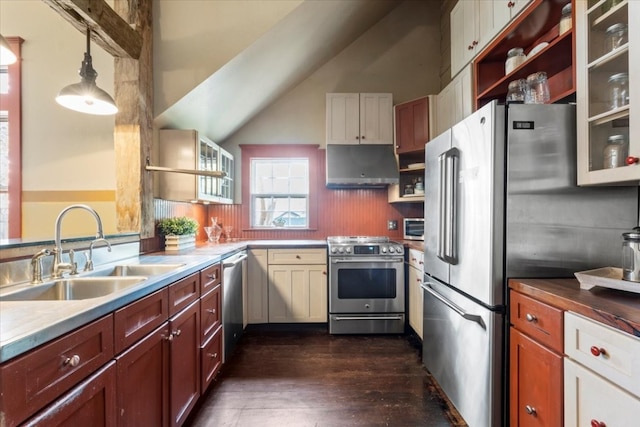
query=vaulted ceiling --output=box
[153,0,402,143]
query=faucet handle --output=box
[83,250,94,272]
[30,248,51,284]
[68,249,78,275]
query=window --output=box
[0,37,22,240]
[241,144,319,231]
[251,158,309,228]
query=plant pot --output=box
[164,234,196,251]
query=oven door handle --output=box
[332,316,404,321]
[330,258,404,264]
[421,282,485,329]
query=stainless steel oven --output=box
[327,236,405,334]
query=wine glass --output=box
[224,225,233,242]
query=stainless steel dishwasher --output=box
[222,250,247,362]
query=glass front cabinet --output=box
[576,0,639,185]
[159,129,234,204]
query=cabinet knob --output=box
[507,1,515,7]
[361,135,366,139]
[525,313,537,323]
[63,354,81,367]
[356,136,360,140]
[626,156,639,165]
[164,334,174,342]
[524,405,536,416]
[207,352,218,359]
[590,346,607,357]
[207,308,217,315]
[590,420,607,427]
[296,255,301,259]
[322,271,327,275]
[172,329,182,337]
[416,277,422,283]
[467,44,474,50]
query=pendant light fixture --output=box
[0,34,17,65]
[56,28,118,115]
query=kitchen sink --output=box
[0,277,147,301]
[93,263,185,277]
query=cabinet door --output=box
[395,97,429,154]
[450,0,477,78]
[268,264,327,323]
[114,288,169,354]
[510,328,563,427]
[326,93,361,144]
[22,362,117,427]
[218,146,234,203]
[247,249,269,324]
[169,301,201,427]
[565,358,640,427]
[407,264,423,339]
[576,0,639,185]
[359,93,393,144]
[116,324,170,427]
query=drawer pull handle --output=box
[590,346,607,357]
[63,355,81,367]
[206,308,217,315]
[524,405,536,416]
[590,420,606,427]
[525,313,537,323]
[207,352,218,359]
[207,273,217,280]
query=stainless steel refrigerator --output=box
[422,101,639,427]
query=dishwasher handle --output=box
[223,253,248,268]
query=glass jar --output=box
[601,0,623,13]
[559,3,572,36]
[525,72,550,104]
[605,23,628,53]
[603,134,628,169]
[506,79,526,103]
[404,184,414,195]
[608,72,629,110]
[505,47,526,74]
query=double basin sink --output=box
[0,263,185,302]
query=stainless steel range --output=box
[327,236,405,334]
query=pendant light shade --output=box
[0,34,17,66]
[56,28,117,115]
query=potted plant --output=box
[157,216,199,251]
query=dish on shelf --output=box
[527,42,549,59]
[407,162,425,169]
[574,267,640,294]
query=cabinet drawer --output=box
[200,263,221,295]
[114,288,169,354]
[201,326,222,392]
[565,358,640,426]
[0,315,114,426]
[200,283,222,342]
[565,311,640,398]
[168,272,200,316]
[268,248,327,265]
[407,248,424,271]
[510,290,563,353]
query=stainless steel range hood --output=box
[326,144,399,188]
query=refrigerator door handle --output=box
[437,148,459,265]
[421,282,485,329]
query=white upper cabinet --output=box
[576,0,640,185]
[326,93,393,144]
[451,0,532,79]
[158,129,234,204]
[435,64,474,137]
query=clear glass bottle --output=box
[608,72,629,110]
[605,23,628,53]
[603,134,628,169]
[506,79,526,103]
[559,3,572,36]
[505,47,525,74]
[525,72,550,104]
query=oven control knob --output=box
[330,247,337,254]
[338,247,344,254]
[381,247,387,253]
[395,246,403,254]
[346,247,352,254]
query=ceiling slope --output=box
[153,0,400,143]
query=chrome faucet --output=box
[51,204,110,279]
[84,237,112,271]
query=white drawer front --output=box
[267,248,327,265]
[565,358,640,427]
[565,311,640,398]
[407,248,424,272]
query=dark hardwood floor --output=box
[186,324,467,427]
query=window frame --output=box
[0,37,23,239]
[241,144,320,232]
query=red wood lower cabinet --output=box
[22,361,117,427]
[169,299,201,427]
[510,328,563,427]
[116,323,170,427]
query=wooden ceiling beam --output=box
[41,0,142,59]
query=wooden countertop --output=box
[509,278,640,338]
